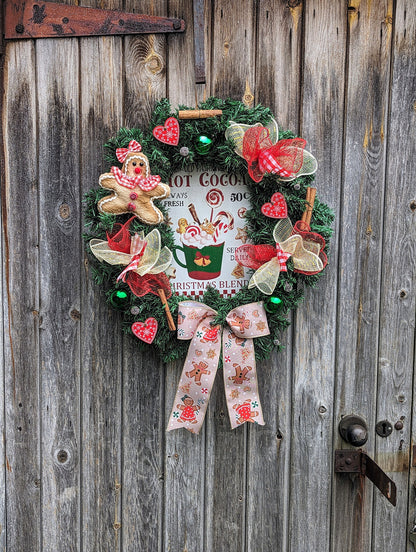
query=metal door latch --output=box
[335,450,397,506]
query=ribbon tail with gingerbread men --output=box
[167,301,270,433]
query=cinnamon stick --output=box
[188,203,201,225]
[157,289,176,331]
[301,187,316,227]
[305,187,316,227]
[178,109,222,119]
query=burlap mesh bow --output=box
[236,218,325,295]
[89,217,172,297]
[225,118,317,182]
[167,302,270,433]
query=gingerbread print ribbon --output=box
[167,302,270,434]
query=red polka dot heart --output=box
[153,117,180,146]
[261,192,288,219]
[132,318,158,344]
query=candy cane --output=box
[213,221,229,243]
[213,211,234,230]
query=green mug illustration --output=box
[172,242,225,280]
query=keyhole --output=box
[376,419,393,438]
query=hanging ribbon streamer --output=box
[167,301,270,434]
[225,118,317,182]
[236,218,326,295]
[89,217,173,298]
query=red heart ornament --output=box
[132,318,158,344]
[261,192,288,219]
[153,117,180,146]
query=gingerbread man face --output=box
[97,140,170,225]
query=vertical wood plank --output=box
[163,4,207,552]
[211,0,256,100]
[204,3,257,552]
[0,11,4,546]
[79,30,124,551]
[374,1,416,551]
[255,0,303,129]
[164,362,206,552]
[288,3,347,552]
[121,2,167,551]
[36,38,81,551]
[123,1,167,129]
[167,1,201,106]
[0,188,4,551]
[2,41,41,551]
[331,1,394,551]
[246,2,303,551]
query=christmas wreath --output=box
[83,97,333,432]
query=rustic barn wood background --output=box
[1,0,415,550]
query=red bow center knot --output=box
[276,244,291,272]
[242,126,306,181]
[117,236,147,283]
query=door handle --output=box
[339,414,368,447]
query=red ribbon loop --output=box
[242,126,306,182]
[235,243,276,270]
[107,216,135,253]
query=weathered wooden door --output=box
[1,1,415,550]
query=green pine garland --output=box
[83,97,334,363]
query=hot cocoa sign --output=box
[163,170,251,298]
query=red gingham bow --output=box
[117,235,147,283]
[275,244,291,271]
[111,166,161,191]
[116,140,142,163]
[242,127,306,183]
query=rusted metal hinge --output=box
[335,450,397,506]
[4,0,185,40]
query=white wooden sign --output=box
[163,169,251,298]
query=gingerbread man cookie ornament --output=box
[98,140,170,225]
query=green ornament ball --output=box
[109,289,129,309]
[265,295,282,313]
[195,135,213,155]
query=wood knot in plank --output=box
[242,80,254,108]
[70,309,81,321]
[56,449,69,464]
[145,52,163,75]
[59,203,71,220]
